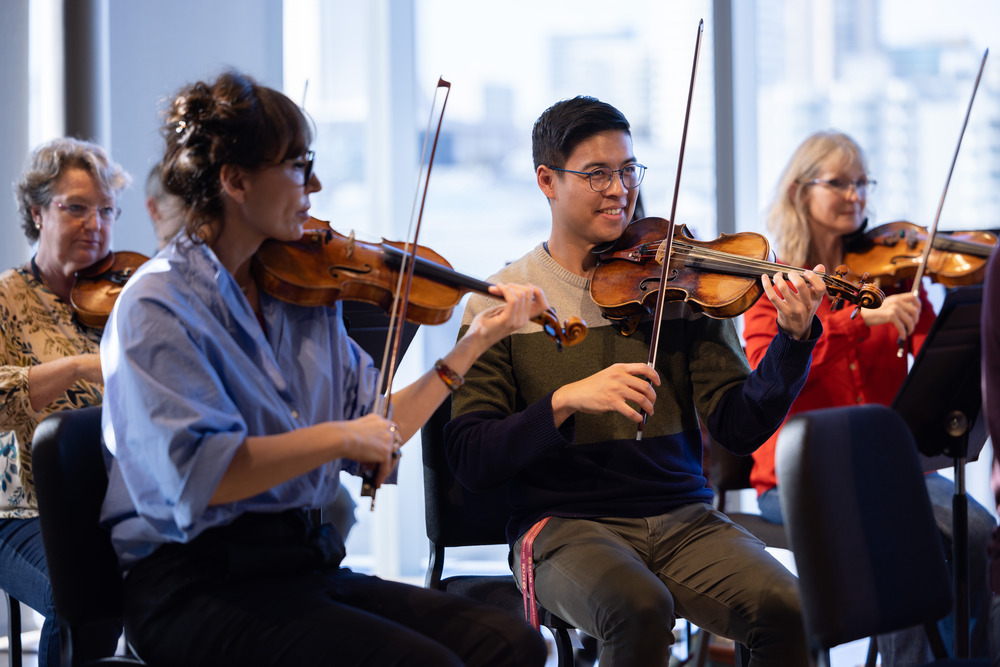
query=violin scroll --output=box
[826,265,884,319]
[534,309,587,351]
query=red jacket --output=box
[742,272,935,496]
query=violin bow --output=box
[897,48,988,358]
[637,19,704,441]
[361,77,452,508]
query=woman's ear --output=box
[219,164,247,203]
[787,181,800,204]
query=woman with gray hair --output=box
[0,136,129,666]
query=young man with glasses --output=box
[444,96,824,666]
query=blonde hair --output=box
[765,131,868,266]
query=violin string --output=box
[637,241,803,279]
[677,246,854,291]
[932,234,994,256]
[634,240,857,293]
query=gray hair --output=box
[14,137,131,243]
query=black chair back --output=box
[776,404,955,659]
[707,434,788,549]
[32,406,144,666]
[422,399,511,554]
[420,397,579,666]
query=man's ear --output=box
[219,164,247,203]
[537,165,557,200]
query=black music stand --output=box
[892,284,986,658]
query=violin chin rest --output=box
[590,240,617,255]
[602,312,642,337]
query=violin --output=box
[251,219,588,350]
[70,250,150,328]
[844,220,997,289]
[590,217,885,335]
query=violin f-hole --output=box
[328,263,373,277]
[639,277,658,293]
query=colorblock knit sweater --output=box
[446,244,820,546]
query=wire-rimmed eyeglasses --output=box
[52,200,121,222]
[803,178,876,197]
[549,164,647,192]
[285,150,315,186]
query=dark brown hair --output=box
[160,70,313,241]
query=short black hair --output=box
[531,96,631,170]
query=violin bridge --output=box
[346,230,356,258]
[654,240,668,266]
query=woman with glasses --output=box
[0,137,130,666]
[98,70,548,667]
[742,130,997,664]
[743,130,931,520]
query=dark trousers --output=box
[123,510,546,667]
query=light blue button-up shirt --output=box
[100,236,380,569]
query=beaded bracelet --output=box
[434,359,465,392]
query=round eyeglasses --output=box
[52,201,121,221]
[804,178,876,197]
[549,164,647,192]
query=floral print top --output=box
[0,263,102,518]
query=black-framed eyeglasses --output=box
[52,200,121,221]
[286,150,315,186]
[549,164,646,192]
[804,178,876,197]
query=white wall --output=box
[0,0,285,263]
[0,1,32,271]
[108,0,284,255]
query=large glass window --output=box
[284,0,716,581]
[414,1,717,272]
[284,0,998,582]
[749,0,998,516]
[753,0,998,235]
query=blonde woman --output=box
[743,130,996,664]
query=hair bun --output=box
[171,84,215,137]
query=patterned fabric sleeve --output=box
[0,266,102,516]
